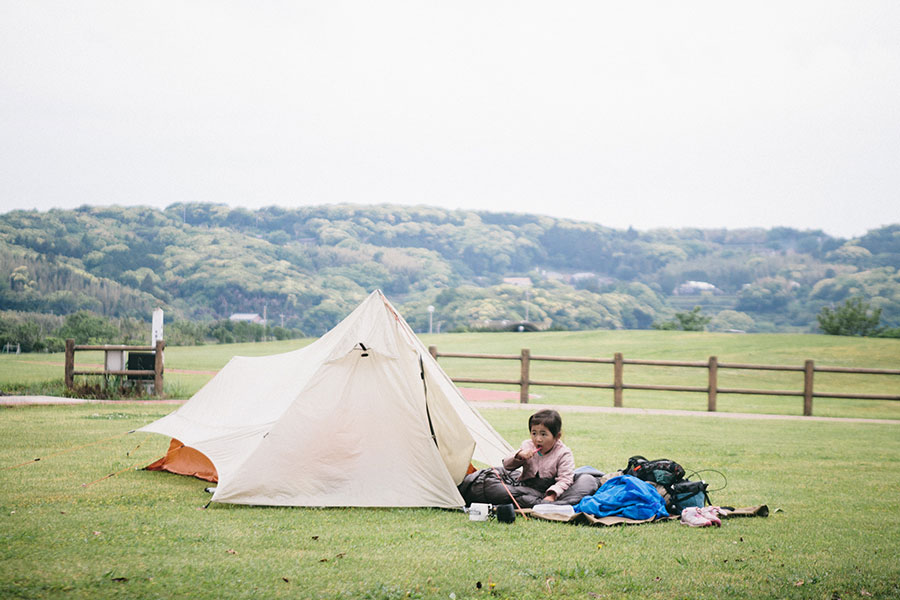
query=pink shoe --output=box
[680,507,713,527]
[698,506,723,526]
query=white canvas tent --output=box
[139,290,513,508]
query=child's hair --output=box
[528,409,562,438]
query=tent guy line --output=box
[82,454,150,488]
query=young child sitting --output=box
[502,409,575,503]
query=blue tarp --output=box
[574,475,670,521]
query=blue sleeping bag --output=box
[574,475,670,521]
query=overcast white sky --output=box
[1,1,898,238]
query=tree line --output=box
[0,310,304,353]
[1,203,898,347]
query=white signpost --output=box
[151,308,164,346]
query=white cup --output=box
[468,503,490,521]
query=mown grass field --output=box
[2,330,898,419]
[1,403,898,599]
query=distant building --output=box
[229,313,266,324]
[673,281,723,295]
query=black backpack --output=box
[623,455,709,514]
[624,455,685,486]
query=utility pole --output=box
[524,289,531,322]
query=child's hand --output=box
[543,491,557,503]
[516,448,536,461]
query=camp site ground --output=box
[3,402,899,599]
[2,329,899,598]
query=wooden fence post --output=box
[520,348,530,404]
[803,359,814,416]
[613,352,623,407]
[708,355,718,412]
[64,339,75,391]
[428,345,438,360]
[154,340,165,397]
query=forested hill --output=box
[1,203,899,336]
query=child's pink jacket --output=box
[502,439,575,498]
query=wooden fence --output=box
[427,346,900,416]
[64,339,165,396]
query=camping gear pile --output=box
[570,456,718,522]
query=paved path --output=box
[458,387,899,424]
[2,392,897,424]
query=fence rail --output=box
[428,346,900,416]
[64,339,165,396]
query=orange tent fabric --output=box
[145,438,218,482]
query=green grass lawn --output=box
[2,403,899,599]
[2,331,898,419]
